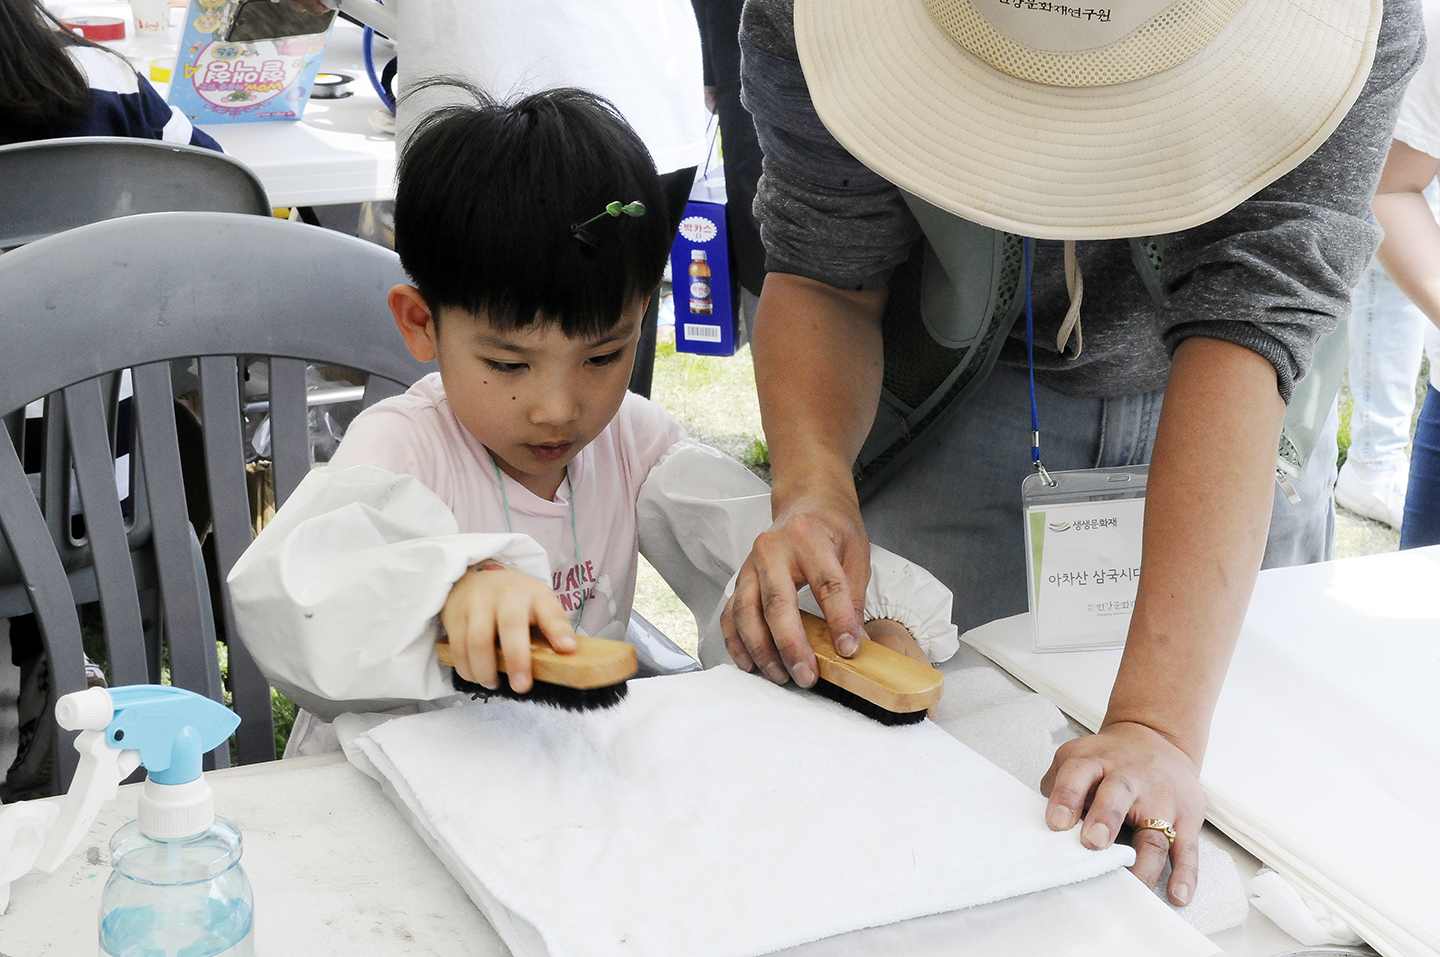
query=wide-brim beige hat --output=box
[794,0,1382,239]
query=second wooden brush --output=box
[799,610,944,725]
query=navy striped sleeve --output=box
[65,45,221,152]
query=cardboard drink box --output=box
[167,0,336,124]
[670,170,738,356]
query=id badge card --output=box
[1021,466,1147,653]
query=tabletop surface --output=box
[52,1,397,207]
[2,754,494,955]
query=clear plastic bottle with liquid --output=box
[33,685,250,957]
[100,817,254,957]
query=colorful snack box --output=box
[167,0,335,124]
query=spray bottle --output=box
[32,684,253,957]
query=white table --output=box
[51,2,397,206]
[0,668,1312,957]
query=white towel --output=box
[1249,869,1364,946]
[0,801,59,914]
[353,667,1134,957]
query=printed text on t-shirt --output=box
[553,560,598,613]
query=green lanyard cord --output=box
[488,454,586,626]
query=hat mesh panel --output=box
[926,0,1245,87]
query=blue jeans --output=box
[1346,259,1427,471]
[862,363,1337,635]
[1400,384,1440,549]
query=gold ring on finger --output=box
[1138,818,1176,844]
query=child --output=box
[228,89,960,749]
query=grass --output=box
[648,340,771,483]
[629,341,769,657]
[742,437,770,470]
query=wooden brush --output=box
[801,611,944,725]
[437,632,637,711]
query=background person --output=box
[1369,0,1440,548]
[1335,253,1429,531]
[0,0,218,148]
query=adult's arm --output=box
[720,274,884,683]
[721,0,922,677]
[1042,0,1422,902]
[1373,139,1440,330]
[1041,336,1283,905]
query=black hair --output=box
[0,0,112,142]
[394,84,672,339]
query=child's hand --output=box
[863,618,937,718]
[441,562,577,694]
[863,618,929,666]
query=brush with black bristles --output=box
[798,611,944,725]
[436,632,637,712]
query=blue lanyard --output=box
[1024,238,1056,487]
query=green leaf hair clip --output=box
[571,200,647,250]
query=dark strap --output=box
[853,195,1027,501]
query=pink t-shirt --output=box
[329,373,685,641]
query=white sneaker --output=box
[1335,461,1409,530]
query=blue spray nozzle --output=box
[36,685,241,872]
[102,686,239,785]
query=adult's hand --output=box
[721,481,870,687]
[721,273,887,684]
[1041,721,1206,906]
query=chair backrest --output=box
[0,212,433,788]
[0,137,271,250]
[0,137,271,607]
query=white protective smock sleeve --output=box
[635,441,960,669]
[226,464,552,722]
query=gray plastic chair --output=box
[0,211,432,790]
[0,135,273,629]
[0,137,271,251]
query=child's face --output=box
[390,286,643,501]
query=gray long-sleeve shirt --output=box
[740,0,1423,402]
